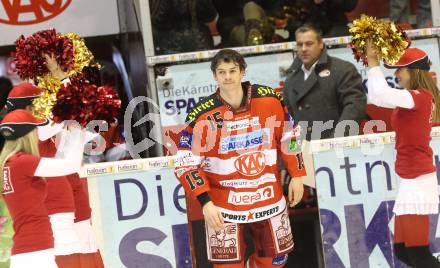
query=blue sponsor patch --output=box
[219,128,270,154]
[272,254,288,265]
[285,112,295,126]
[179,131,192,149]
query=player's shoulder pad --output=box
[252,84,284,102]
[185,93,221,124]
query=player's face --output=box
[295,31,324,69]
[213,61,245,92]
[395,67,411,89]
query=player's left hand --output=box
[288,177,304,207]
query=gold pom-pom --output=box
[31,75,61,118]
[63,32,99,77]
[29,32,100,119]
[349,15,410,65]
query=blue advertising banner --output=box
[84,129,440,268]
[86,160,192,268]
[313,132,440,268]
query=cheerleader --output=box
[7,82,83,267]
[366,42,440,267]
[39,125,104,268]
[44,54,105,268]
[0,109,85,268]
[7,82,104,267]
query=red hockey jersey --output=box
[174,82,306,223]
[3,153,54,254]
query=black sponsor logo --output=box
[255,206,279,219]
[221,212,246,222]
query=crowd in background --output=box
[149,0,433,55]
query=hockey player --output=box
[175,49,307,267]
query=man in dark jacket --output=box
[283,24,366,141]
[280,24,365,209]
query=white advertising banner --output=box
[85,159,192,268]
[157,52,293,127]
[0,0,119,46]
[84,129,440,267]
[313,129,440,268]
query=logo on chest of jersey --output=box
[234,151,266,176]
[226,119,249,131]
[228,186,274,205]
[226,117,260,131]
[2,167,14,194]
[219,128,270,154]
[220,174,277,188]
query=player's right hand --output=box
[203,201,224,231]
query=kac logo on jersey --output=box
[2,167,14,194]
[0,0,72,25]
[220,128,270,154]
[234,151,266,176]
